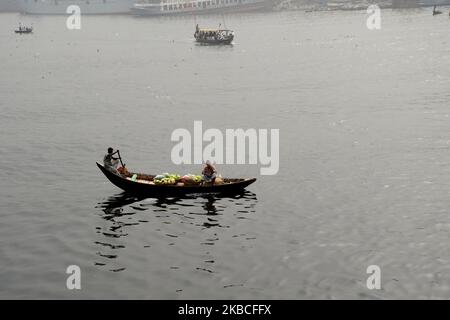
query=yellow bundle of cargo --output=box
[215,175,224,185]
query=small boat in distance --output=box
[15,24,33,34]
[432,5,443,15]
[194,25,234,45]
[97,162,256,196]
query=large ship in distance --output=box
[18,0,135,14]
[0,0,20,12]
[131,0,272,16]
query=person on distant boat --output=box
[104,147,120,173]
[195,24,199,38]
[202,160,217,185]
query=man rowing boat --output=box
[103,147,120,173]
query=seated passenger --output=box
[202,160,217,185]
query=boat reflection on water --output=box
[93,191,258,272]
[97,191,257,214]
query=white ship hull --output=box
[18,0,134,14]
[0,0,20,11]
[419,0,450,5]
[132,0,272,16]
[392,0,450,8]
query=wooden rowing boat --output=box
[194,27,234,45]
[15,28,33,34]
[97,162,256,196]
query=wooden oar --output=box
[117,150,125,168]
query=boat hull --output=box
[195,38,233,44]
[97,162,256,196]
[0,0,20,12]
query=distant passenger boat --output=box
[194,25,234,44]
[18,0,134,15]
[132,0,271,16]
